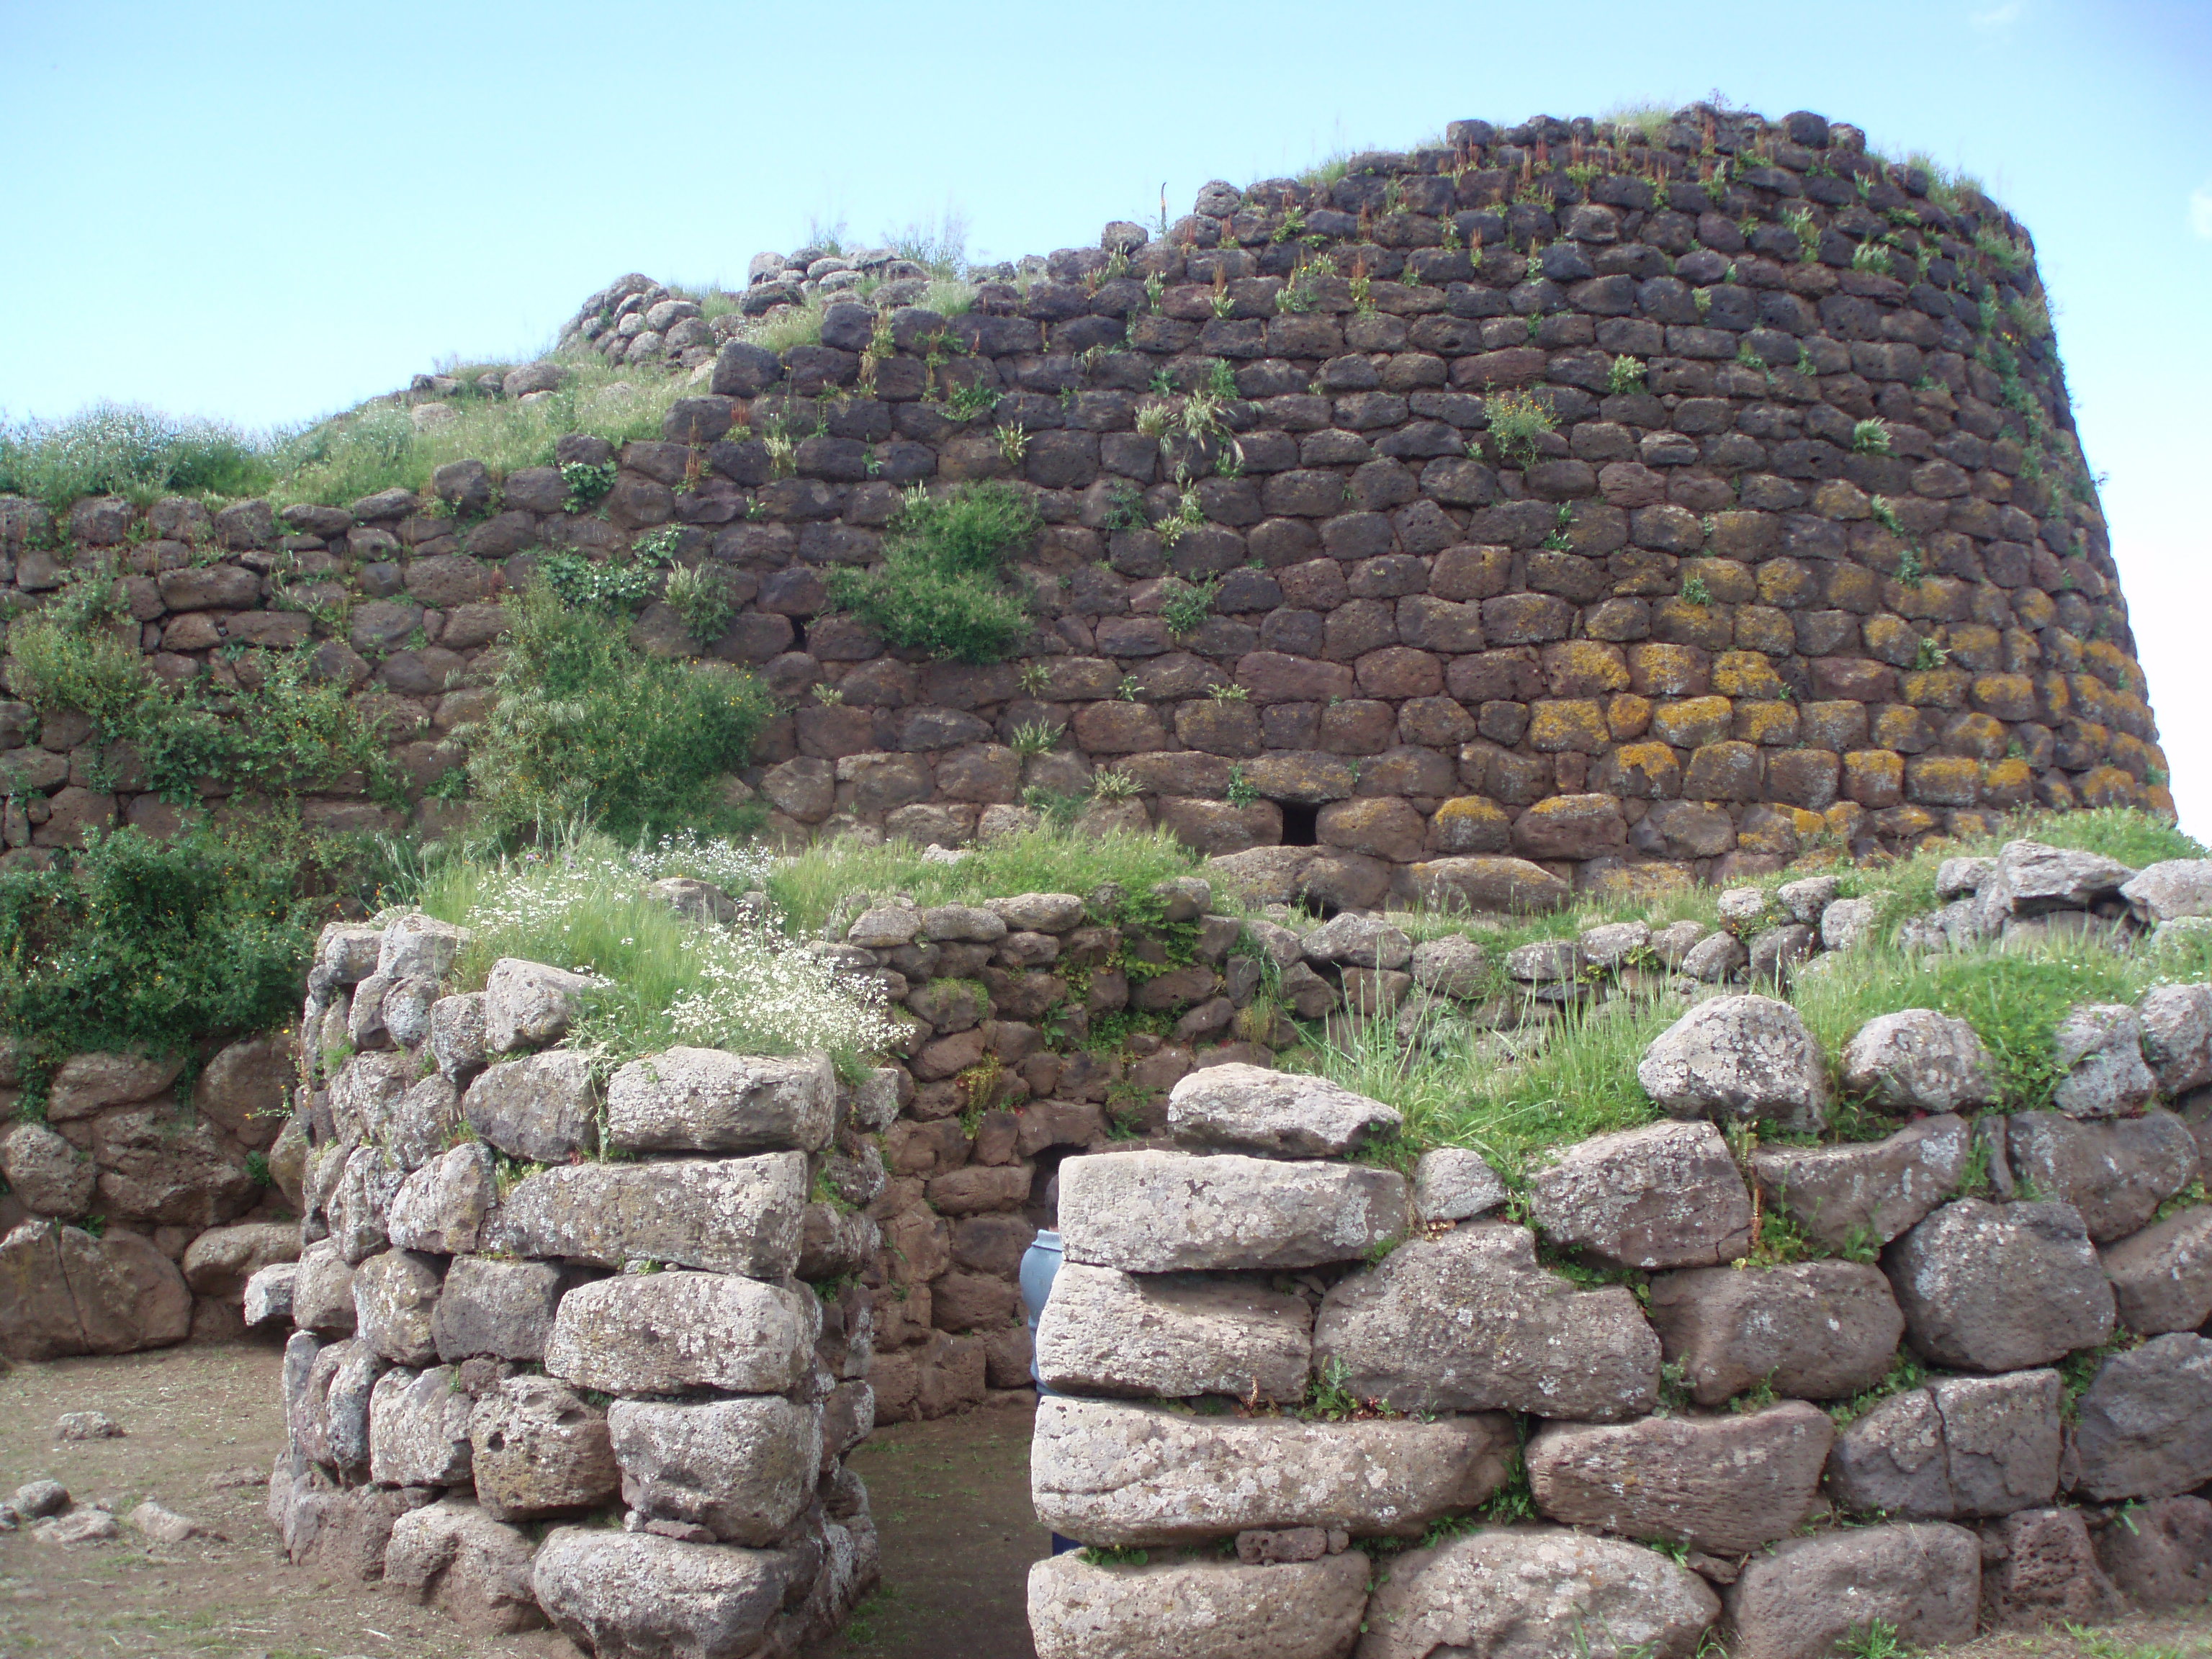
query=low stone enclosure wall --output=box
[0,102,2164,893]
[1021,839,2212,1658]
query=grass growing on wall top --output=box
[768,823,1200,938]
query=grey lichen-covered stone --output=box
[2006,1110,2196,1241]
[383,1497,547,1636]
[244,1262,298,1326]
[2101,1205,2212,1334]
[1411,1147,1506,1223]
[461,1051,598,1162]
[328,1049,413,1143]
[2049,1004,2156,1119]
[1680,930,1748,982]
[1028,1550,1370,1659]
[2139,982,2212,1097]
[1840,1010,1994,1113]
[386,1074,463,1171]
[1033,1263,1313,1402]
[987,891,1086,932]
[2069,1332,2212,1501]
[483,957,595,1054]
[606,1048,835,1155]
[1164,1063,1402,1158]
[42,1050,184,1121]
[1722,1523,1980,1659]
[1357,1527,1719,1659]
[847,904,920,948]
[1528,1402,1833,1554]
[645,877,745,925]
[179,1225,298,1298]
[469,1375,618,1521]
[1751,1115,1968,1251]
[1977,840,2136,922]
[387,1142,498,1256]
[922,902,1006,942]
[532,1527,792,1659]
[1636,994,1829,1130]
[1030,1395,1511,1545]
[432,1256,565,1362]
[377,913,469,982]
[296,1337,386,1473]
[607,1395,821,1545]
[1819,896,1881,951]
[352,1248,444,1365]
[318,922,385,983]
[1528,1120,1753,1269]
[1301,912,1412,970]
[1059,1151,1406,1272]
[0,1121,94,1217]
[850,1066,902,1135]
[797,1202,880,1282]
[331,1143,405,1264]
[1410,935,1488,998]
[1827,1369,2062,1520]
[1886,1200,2115,1371]
[493,1151,806,1279]
[1313,1223,1660,1420]
[429,992,487,1081]
[2123,860,2212,926]
[1505,939,1579,983]
[1579,920,1650,968]
[2092,1493,2212,1610]
[544,1270,817,1397]
[292,1238,358,1334]
[368,1364,475,1487]
[1647,1261,1903,1406]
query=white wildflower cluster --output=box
[613,830,778,893]
[659,929,902,1058]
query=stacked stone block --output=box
[266,909,879,1655]
[1,102,2160,891]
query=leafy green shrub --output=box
[824,482,1039,663]
[1484,390,1557,466]
[0,827,319,1082]
[6,605,397,804]
[464,584,773,841]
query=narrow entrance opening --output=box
[1278,800,1319,846]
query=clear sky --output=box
[4,0,2208,831]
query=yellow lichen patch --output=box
[1980,756,2034,808]
[1944,711,2008,760]
[1650,696,1734,748]
[1843,749,1905,806]
[1900,669,1969,709]
[1541,640,1631,698]
[1969,673,2037,721]
[1861,613,1922,667]
[1601,741,1681,799]
[1627,643,1710,698]
[1712,650,1784,701]
[1527,698,1612,754]
[1606,693,1653,741]
[2075,765,2141,809]
[1905,754,1982,807]
[1811,479,1871,521]
[1734,700,1800,747]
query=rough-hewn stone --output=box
[1886,1200,2114,1370]
[493,1152,806,1278]
[1827,1370,2062,1519]
[608,1396,821,1545]
[1637,995,1829,1130]
[1723,1524,1979,1659]
[606,1048,835,1154]
[1033,1263,1313,1401]
[2069,1332,2212,1501]
[1060,1151,1406,1272]
[1647,1261,1902,1406]
[544,1271,817,1397]
[1028,1550,1371,1659]
[1751,1115,1969,1251]
[1164,1064,1401,1158]
[1527,1120,1753,1269]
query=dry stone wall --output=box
[1024,843,2212,1659]
[264,911,878,1654]
[0,101,2162,895]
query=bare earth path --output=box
[1,1342,2206,1659]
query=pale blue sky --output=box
[4,0,2210,830]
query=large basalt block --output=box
[493,1152,806,1279]
[1033,1262,1313,1402]
[352,1248,444,1366]
[532,1527,793,1659]
[433,1255,565,1362]
[1313,1223,1660,1420]
[544,1270,818,1398]
[1030,1395,1512,1545]
[1028,1551,1371,1659]
[2092,1494,2212,1610]
[384,1497,547,1635]
[483,957,594,1054]
[1404,855,1573,913]
[0,1219,192,1361]
[2069,1332,2212,1501]
[469,1376,619,1521]
[1827,1370,2062,1519]
[1527,1120,1753,1269]
[1166,1064,1401,1157]
[1059,1151,1406,1272]
[1750,1115,1967,1251]
[2006,1110,2196,1241]
[1979,1506,2128,1629]
[606,1048,835,1154]
[387,1142,498,1256]
[1723,1524,1979,1659]
[1840,1010,1994,1112]
[369,1364,476,1488]
[607,1396,821,1545]
[462,1051,599,1162]
[1637,994,1829,1131]
[1529,1402,1833,1554]
[1356,1528,1719,1659]
[2101,1204,2212,1334]
[1647,1260,1902,1406]
[1885,1200,2114,1371]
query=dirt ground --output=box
[3,1341,2210,1659]
[0,1340,1044,1659]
